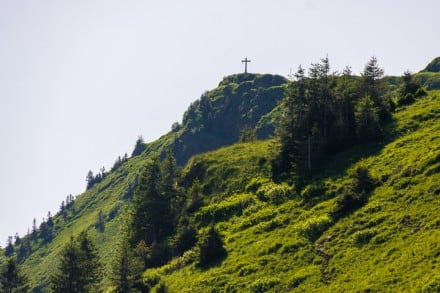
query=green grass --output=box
[15,90,440,292]
[142,91,440,292]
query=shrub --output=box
[352,229,377,246]
[249,277,281,293]
[194,194,254,222]
[415,87,427,98]
[298,215,332,241]
[300,183,326,200]
[398,93,415,106]
[256,182,294,204]
[196,226,227,267]
[143,271,160,290]
[332,164,376,219]
[246,177,271,194]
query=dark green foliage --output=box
[354,96,382,142]
[0,257,28,293]
[197,226,227,267]
[111,239,145,293]
[415,87,427,98]
[273,57,390,183]
[300,182,326,200]
[172,221,197,256]
[95,210,105,232]
[332,164,376,219]
[239,126,257,143]
[4,236,14,257]
[132,136,146,157]
[271,66,304,182]
[397,71,425,107]
[172,73,287,165]
[422,56,440,72]
[51,232,102,293]
[86,168,107,190]
[111,153,129,172]
[131,156,173,246]
[398,93,415,106]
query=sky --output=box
[0,0,439,246]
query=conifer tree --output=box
[111,239,144,293]
[51,232,102,293]
[0,257,28,293]
[131,136,146,157]
[4,236,14,257]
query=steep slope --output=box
[142,91,440,292]
[6,60,439,291]
[12,73,286,291]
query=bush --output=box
[249,277,281,293]
[398,93,415,106]
[300,183,326,200]
[415,87,427,98]
[246,177,271,194]
[333,164,376,219]
[197,226,227,267]
[256,182,294,204]
[298,215,332,241]
[143,271,160,290]
[352,229,377,246]
[194,193,254,222]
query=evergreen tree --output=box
[197,226,226,267]
[131,136,146,157]
[4,236,14,257]
[131,156,168,246]
[360,57,390,120]
[271,66,303,182]
[111,239,144,293]
[51,236,83,292]
[0,257,28,293]
[31,218,37,241]
[51,232,102,293]
[86,170,95,190]
[161,148,181,226]
[354,96,381,142]
[77,232,102,292]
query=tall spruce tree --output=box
[272,66,304,182]
[131,156,171,246]
[111,238,144,293]
[51,232,102,293]
[0,257,28,293]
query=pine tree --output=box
[51,232,102,292]
[0,257,28,293]
[111,239,144,293]
[131,136,146,157]
[131,156,172,246]
[77,232,102,292]
[354,96,381,142]
[51,237,83,292]
[272,66,304,182]
[4,236,14,257]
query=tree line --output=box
[272,56,424,183]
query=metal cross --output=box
[242,57,251,73]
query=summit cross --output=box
[242,57,251,73]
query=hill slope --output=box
[143,90,440,292]
[11,73,287,291]
[3,60,439,292]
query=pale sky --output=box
[0,0,439,245]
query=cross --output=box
[242,57,251,73]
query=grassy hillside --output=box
[142,90,440,292]
[12,73,286,292]
[5,67,439,292]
